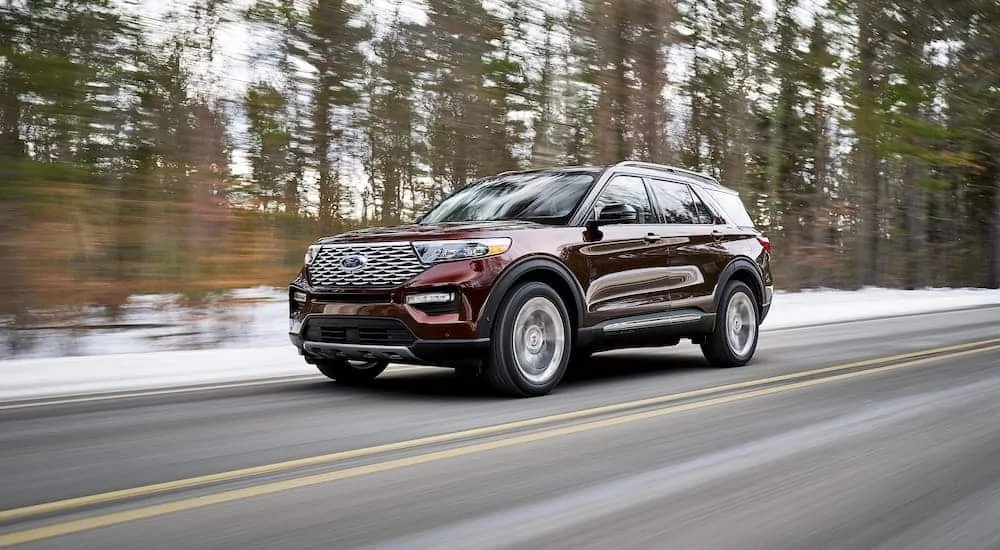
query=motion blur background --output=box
[1,0,998,357]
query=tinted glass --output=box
[707,189,756,227]
[688,188,717,224]
[591,176,654,224]
[420,171,596,224]
[646,179,705,224]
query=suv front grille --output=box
[304,317,416,346]
[308,243,426,288]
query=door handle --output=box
[711,230,724,242]
[644,233,661,243]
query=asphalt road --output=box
[2,306,1000,549]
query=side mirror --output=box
[414,214,424,224]
[594,203,638,226]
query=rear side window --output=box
[645,179,712,224]
[706,190,756,228]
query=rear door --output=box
[643,177,729,313]
[577,175,674,322]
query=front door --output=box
[577,175,674,324]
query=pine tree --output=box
[368,13,422,225]
[879,1,944,289]
[800,16,838,288]
[530,14,559,168]
[676,0,766,191]
[843,0,885,288]
[244,82,293,212]
[0,0,24,161]
[302,0,369,232]
[561,7,597,165]
[769,1,807,289]
[630,0,672,162]
[947,0,1000,287]
[243,0,308,215]
[480,0,530,175]
[585,0,633,163]
[422,0,497,195]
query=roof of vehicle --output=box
[494,161,738,195]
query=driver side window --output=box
[591,176,654,224]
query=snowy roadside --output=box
[761,287,1000,330]
[2,287,1000,403]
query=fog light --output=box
[405,292,455,305]
[293,291,308,303]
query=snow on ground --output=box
[762,287,1000,329]
[0,286,290,360]
[2,287,1000,402]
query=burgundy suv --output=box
[288,161,773,397]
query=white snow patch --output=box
[762,287,1000,329]
[2,286,1000,402]
[0,288,290,360]
[0,347,305,403]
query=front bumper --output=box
[289,329,489,366]
[288,289,492,367]
[288,254,510,366]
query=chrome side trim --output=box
[586,266,705,307]
[603,313,704,334]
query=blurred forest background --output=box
[1,0,999,320]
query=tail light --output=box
[757,236,771,254]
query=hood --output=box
[315,220,546,244]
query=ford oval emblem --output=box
[339,254,368,272]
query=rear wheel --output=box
[485,282,572,397]
[701,281,759,368]
[315,359,389,384]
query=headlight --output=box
[304,245,322,265]
[413,238,511,264]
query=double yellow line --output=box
[2,337,999,547]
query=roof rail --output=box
[613,161,720,186]
[495,165,600,177]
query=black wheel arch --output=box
[475,256,586,339]
[712,257,767,315]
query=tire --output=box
[315,359,389,384]
[484,281,573,397]
[701,281,759,368]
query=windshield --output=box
[419,171,597,224]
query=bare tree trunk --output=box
[810,102,830,289]
[281,0,300,216]
[902,158,924,289]
[855,0,879,288]
[315,96,334,232]
[945,182,960,284]
[991,174,1000,289]
[727,95,749,191]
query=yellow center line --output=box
[1,342,998,548]
[1,337,998,526]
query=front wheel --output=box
[485,282,572,397]
[315,359,389,384]
[701,281,759,368]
